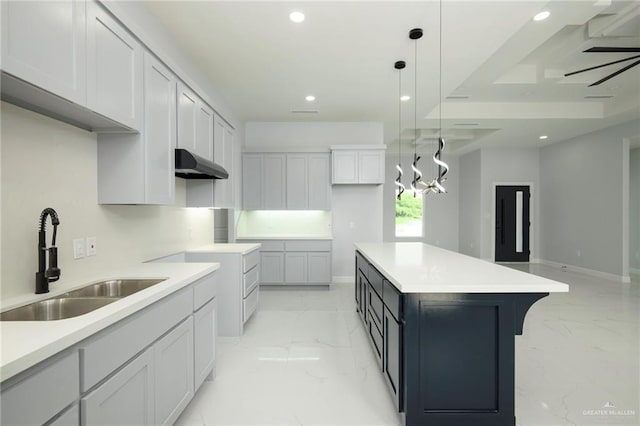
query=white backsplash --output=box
[236,210,332,238]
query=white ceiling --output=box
[143,0,640,153]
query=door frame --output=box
[491,182,535,263]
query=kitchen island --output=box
[354,242,569,426]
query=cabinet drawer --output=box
[368,318,383,369]
[193,272,216,311]
[242,249,260,273]
[368,284,384,332]
[257,241,285,251]
[383,279,403,322]
[49,403,79,426]
[80,287,193,391]
[367,264,384,298]
[243,286,259,323]
[356,250,367,275]
[1,350,79,426]
[285,240,331,252]
[243,265,259,297]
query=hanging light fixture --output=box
[423,0,450,195]
[394,60,407,200]
[409,28,424,197]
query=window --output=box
[395,191,423,237]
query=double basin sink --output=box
[0,279,166,321]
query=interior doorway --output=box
[495,185,530,262]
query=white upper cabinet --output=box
[242,154,264,210]
[196,103,214,162]
[308,154,331,209]
[177,82,214,161]
[185,115,234,208]
[331,145,386,185]
[86,0,143,131]
[286,154,308,209]
[97,52,176,205]
[263,154,286,210]
[1,0,87,105]
[242,152,330,210]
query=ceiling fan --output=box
[564,47,640,86]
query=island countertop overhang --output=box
[355,242,569,294]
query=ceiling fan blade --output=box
[585,47,640,53]
[564,54,640,77]
[589,58,640,86]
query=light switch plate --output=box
[73,238,85,259]
[86,236,97,256]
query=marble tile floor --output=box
[176,265,639,426]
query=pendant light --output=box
[423,0,450,195]
[394,60,407,200]
[409,28,423,197]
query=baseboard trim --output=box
[332,276,353,284]
[538,259,631,283]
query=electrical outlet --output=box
[86,236,97,256]
[73,238,85,259]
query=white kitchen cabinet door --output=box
[144,53,176,204]
[286,154,308,209]
[223,125,235,207]
[154,317,194,426]
[308,154,331,210]
[196,102,214,162]
[213,116,234,208]
[1,0,87,105]
[308,252,331,284]
[194,298,216,392]
[261,252,285,284]
[97,51,175,205]
[264,154,286,209]
[177,82,198,152]
[82,347,154,426]
[358,150,385,184]
[332,150,358,184]
[285,253,307,284]
[48,404,79,426]
[242,154,264,210]
[86,0,142,131]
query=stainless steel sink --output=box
[0,297,120,321]
[0,278,166,321]
[61,279,166,298]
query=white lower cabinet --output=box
[81,347,155,425]
[261,252,285,284]
[0,272,217,426]
[285,252,307,283]
[155,317,194,426]
[308,252,332,284]
[194,298,216,390]
[49,404,79,426]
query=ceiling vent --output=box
[446,95,469,100]
[291,109,319,114]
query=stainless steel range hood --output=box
[175,148,229,180]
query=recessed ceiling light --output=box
[400,95,410,101]
[533,11,550,21]
[539,135,548,140]
[305,95,315,102]
[289,11,305,23]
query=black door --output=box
[495,186,530,262]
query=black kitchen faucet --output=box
[35,207,61,294]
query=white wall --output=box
[630,148,640,273]
[1,103,214,301]
[539,121,635,280]
[245,122,383,148]
[243,121,384,279]
[480,148,540,261]
[332,185,383,277]
[382,152,459,251]
[458,150,482,257]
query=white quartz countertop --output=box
[236,236,333,240]
[189,243,261,254]
[355,243,569,294]
[0,262,219,382]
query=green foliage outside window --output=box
[395,192,422,224]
